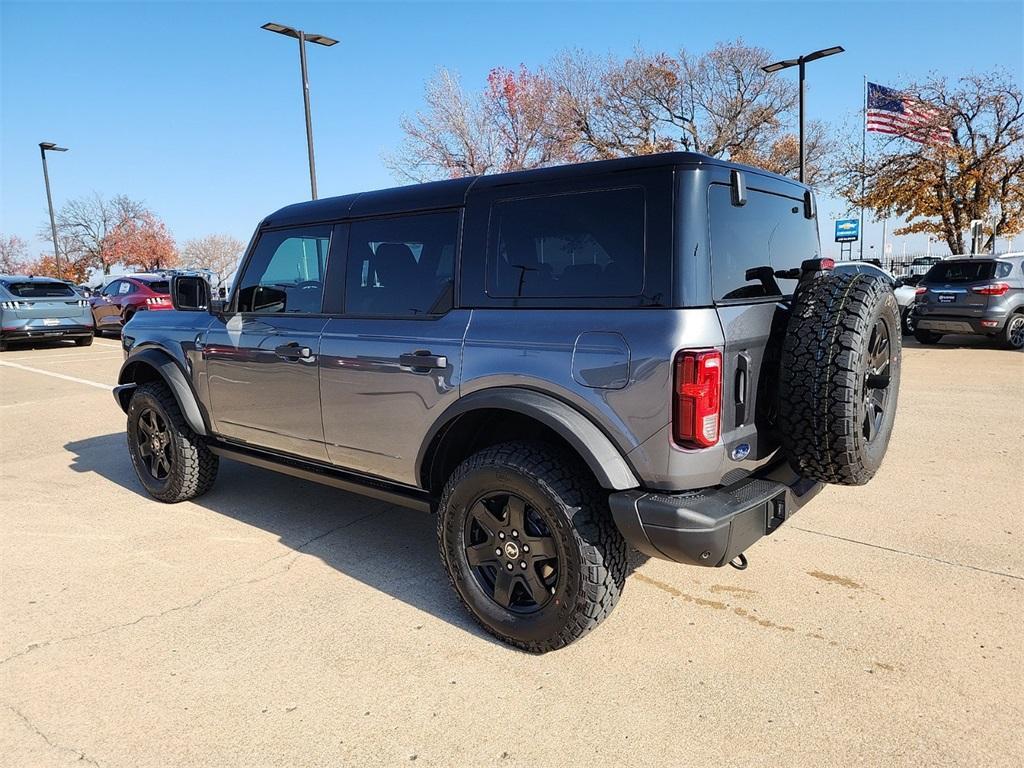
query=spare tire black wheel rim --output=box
[863,318,893,444]
[463,492,559,614]
[136,407,173,480]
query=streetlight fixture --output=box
[261,22,338,200]
[39,142,68,279]
[762,46,844,183]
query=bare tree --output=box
[390,41,831,183]
[180,234,246,286]
[834,71,1024,253]
[0,234,30,273]
[50,193,148,274]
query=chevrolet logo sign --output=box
[837,222,857,230]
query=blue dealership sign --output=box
[835,219,860,242]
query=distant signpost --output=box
[835,219,860,242]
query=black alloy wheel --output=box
[135,407,173,480]
[463,491,560,613]
[863,318,893,445]
[1005,314,1024,350]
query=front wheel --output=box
[437,442,626,653]
[75,335,93,347]
[126,381,219,502]
[901,307,917,335]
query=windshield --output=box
[3,281,76,298]
[923,261,997,283]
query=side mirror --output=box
[171,275,210,312]
[894,278,905,288]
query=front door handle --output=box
[275,342,313,361]
[399,350,447,372]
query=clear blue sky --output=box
[3,1,1022,260]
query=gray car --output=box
[0,275,94,351]
[112,152,902,651]
[913,254,1024,348]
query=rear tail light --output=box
[971,282,1010,296]
[673,349,722,448]
[145,296,170,305]
[914,286,927,295]
[0,300,24,310]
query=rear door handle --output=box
[275,342,313,361]
[399,350,447,372]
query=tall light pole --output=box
[261,22,338,200]
[39,142,68,279]
[762,46,844,184]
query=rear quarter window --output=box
[708,184,818,302]
[486,187,645,299]
[140,280,170,294]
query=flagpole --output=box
[860,75,866,261]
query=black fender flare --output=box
[115,347,208,436]
[418,388,640,491]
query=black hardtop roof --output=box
[0,274,74,283]
[262,152,807,228]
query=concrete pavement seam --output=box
[0,510,383,668]
[790,525,1023,581]
[3,703,101,767]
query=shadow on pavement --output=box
[64,432,648,650]
[902,333,1020,351]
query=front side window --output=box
[487,187,645,298]
[236,226,331,313]
[344,211,459,317]
[709,185,819,301]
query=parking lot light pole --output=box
[39,142,68,279]
[261,22,338,200]
[762,46,844,184]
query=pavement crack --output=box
[790,526,1023,581]
[5,703,101,766]
[0,510,382,667]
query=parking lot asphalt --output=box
[1,335,1022,767]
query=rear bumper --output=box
[609,457,823,566]
[915,310,1008,335]
[1,323,94,341]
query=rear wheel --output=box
[901,307,917,335]
[437,442,626,653]
[777,271,902,486]
[914,329,943,345]
[126,381,219,502]
[1001,313,1024,350]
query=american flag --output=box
[866,82,953,145]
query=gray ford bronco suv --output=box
[114,153,902,652]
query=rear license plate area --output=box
[937,293,957,303]
[43,318,60,325]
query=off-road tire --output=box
[914,329,943,345]
[75,335,93,347]
[1000,312,1024,350]
[777,271,902,486]
[437,442,626,653]
[126,381,218,502]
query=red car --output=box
[89,274,173,335]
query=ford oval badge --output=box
[730,443,751,461]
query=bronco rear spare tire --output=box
[777,271,902,486]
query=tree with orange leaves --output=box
[102,212,178,272]
[835,71,1023,254]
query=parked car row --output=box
[1,272,175,349]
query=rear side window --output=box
[923,261,998,283]
[487,188,645,298]
[4,281,75,298]
[236,226,331,313]
[709,185,818,301]
[344,211,458,317]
